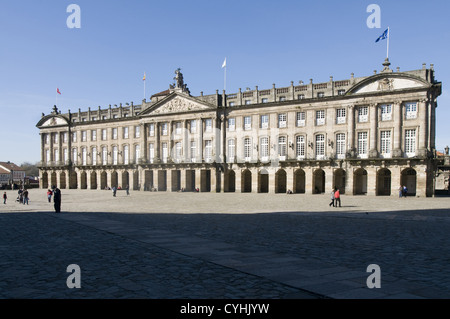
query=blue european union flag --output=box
[376,28,389,42]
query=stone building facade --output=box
[36,60,442,197]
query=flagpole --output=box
[144,74,146,100]
[387,27,390,59]
[224,65,226,92]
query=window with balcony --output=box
[296,135,305,159]
[296,112,306,127]
[228,118,235,131]
[244,116,251,130]
[405,102,417,119]
[278,113,287,128]
[260,115,269,129]
[357,132,368,158]
[336,133,346,159]
[405,129,416,157]
[260,137,269,161]
[336,108,346,124]
[316,110,325,126]
[380,131,391,158]
[381,104,392,121]
[358,106,368,123]
[315,134,325,159]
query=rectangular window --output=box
[123,145,129,164]
[92,147,97,165]
[123,127,129,139]
[72,132,77,143]
[336,133,346,159]
[72,148,78,165]
[162,142,168,163]
[205,119,212,132]
[296,112,306,127]
[161,123,168,136]
[135,126,140,138]
[91,130,97,141]
[190,120,197,134]
[260,115,269,129]
[262,98,268,103]
[53,133,58,144]
[46,149,50,163]
[102,129,107,141]
[405,129,416,156]
[112,146,118,165]
[260,137,269,161]
[358,106,368,122]
[279,96,286,102]
[244,138,252,160]
[317,92,325,98]
[190,141,196,162]
[64,148,68,163]
[298,94,305,100]
[296,136,305,159]
[245,100,251,105]
[315,134,325,159]
[244,116,251,130]
[102,147,107,165]
[228,139,235,161]
[149,123,155,137]
[54,149,59,163]
[63,132,68,143]
[205,140,212,162]
[228,118,235,131]
[175,122,182,135]
[381,104,392,121]
[357,132,368,158]
[112,128,118,140]
[149,143,154,164]
[81,131,87,142]
[405,102,417,119]
[175,142,182,162]
[316,110,325,126]
[338,90,346,96]
[278,136,287,158]
[278,114,287,128]
[380,131,391,157]
[336,108,346,124]
[135,145,140,164]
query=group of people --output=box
[329,188,342,208]
[15,188,30,205]
[112,185,130,197]
[399,185,409,198]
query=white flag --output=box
[222,58,226,68]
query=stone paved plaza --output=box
[1,188,450,299]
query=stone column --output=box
[180,168,186,190]
[41,133,45,164]
[235,168,242,193]
[251,167,258,193]
[418,99,428,156]
[369,104,378,157]
[305,167,313,194]
[210,168,217,193]
[198,119,203,162]
[195,169,202,191]
[268,168,276,194]
[325,167,334,192]
[392,101,403,157]
[86,170,92,190]
[58,132,63,164]
[167,170,173,192]
[156,122,161,161]
[346,167,355,195]
[286,167,294,192]
[141,123,148,163]
[367,167,377,196]
[347,105,355,156]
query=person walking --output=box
[398,185,403,198]
[47,189,53,202]
[329,188,335,207]
[22,189,29,205]
[334,188,341,207]
[112,186,117,197]
[52,186,61,213]
[403,185,408,198]
[3,192,6,204]
[125,185,129,196]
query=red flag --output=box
[57,88,61,95]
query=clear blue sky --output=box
[1,0,449,165]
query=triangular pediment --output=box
[36,115,70,128]
[348,74,430,95]
[141,93,216,116]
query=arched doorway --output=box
[377,168,391,196]
[80,171,87,189]
[41,172,49,189]
[275,169,287,193]
[122,171,129,189]
[313,169,325,194]
[69,171,77,189]
[100,171,107,189]
[333,169,346,194]
[258,169,269,193]
[90,171,97,190]
[144,170,153,191]
[401,168,417,196]
[242,169,252,193]
[353,168,367,195]
[50,172,57,188]
[133,171,139,190]
[294,169,305,194]
[111,171,118,188]
[201,170,211,192]
[60,172,66,189]
[225,170,236,192]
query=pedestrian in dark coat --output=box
[52,186,61,213]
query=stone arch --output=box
[333,169,346,194]
[377,168,391,196]
[294,169,305,194]
[241,169,252,193]
[90,171,97,190]
[41,172,49,189]
[258,169,269,193]
[353,168,367,195]
[69,171,77,189]
[59,171,66,189]
[275,169,287,194]
[313,168,325,194]
[100,171,107,189]
[111,171,118,188]
[401,168,417,196]
[80,171,87,189]
[225,170,236,192]
[50,172,57,188]
[122,171,129,189]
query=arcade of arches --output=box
[40,164,427,196]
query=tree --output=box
[20,162,39,177]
